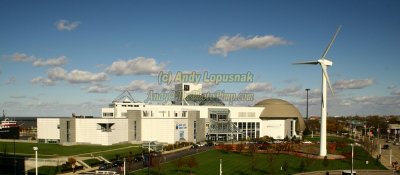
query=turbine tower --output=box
[294,26,341,157]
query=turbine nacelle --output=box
[318,59,332,66]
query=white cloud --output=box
[391,89,400,96]
[11,53,35,62]
[31,77,55,86]
[47,67,67,80]
[333,79,374,90]
[209,34,290,57]
[37,67,107,85]
[66,69,108,84]
[243,82,274,93]
[55,19,80,31]
[10,95,26,99]
[106,57,165,76]
[33,56,67,67]
[276,85,302,96]
[118,80,159,92]
[5,76,16,85]
[87,84,109,93]
[9,53,67,67]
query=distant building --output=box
[37,83,305,145]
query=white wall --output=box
[74,118,128,145]
[141,118,175,143]
[261,119,285,139]
[37,118,60,140]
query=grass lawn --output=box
[132,146,386,175]
[0,141,141,158]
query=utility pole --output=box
[305,88,310,120]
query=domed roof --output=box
[254,99,305,131]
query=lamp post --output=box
[33,147,38,175]
[351,144,354,174]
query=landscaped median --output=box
[131,137,387,175]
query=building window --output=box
[210,114,217,121]
[184,85,190,91]
[122,105,127,107]
[103,113,114,117]
[175,112,178,117]
[143,111,148,117]
[66,121,70,142]
[194,121,197,139]
[134,105,139,107]
[218,114,227,121]
[182,111,187,117]
[134,121,137,139]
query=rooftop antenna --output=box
[294,26,341,157]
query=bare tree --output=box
[151,155,163,175]
[186,157,198,175]
[175,158,185,174]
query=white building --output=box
[37,83,305,145]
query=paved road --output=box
[374,139,400,170]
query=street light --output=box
[351,144,354,174]
[33,147,38,175]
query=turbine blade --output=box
[321,25,341,59]
[293,61,319,65]
[321,65,334,95]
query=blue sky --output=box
[1,1,399,117]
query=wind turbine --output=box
[294,26,341,157]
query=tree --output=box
[237,142,244,153]
[299,159,306,172]
[266,153,276,175]
[224,144,233,152]
[186,157,198,175]
[151,155,163,175]
[322,156,329,168]
[68,157,77,173]
[175,158,185,174]
[282,160,289,174]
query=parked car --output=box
[191,144,200,149]
[112,160,123,167]
[134,156,143,162]
[98,163,112,170]
[382,144,390,149]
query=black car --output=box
[134,156,143,162]
[112,160,124,167]
[382,144,390,149]
[98,163,112,170]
